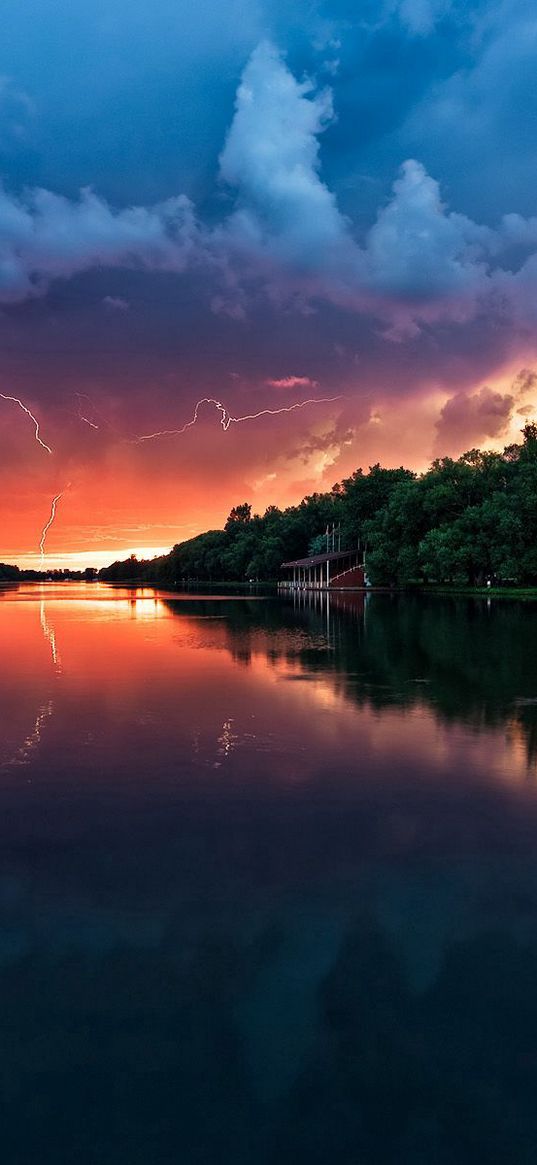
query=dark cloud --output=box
[0,184,200,303]
[434,385,515,455]
[1,3,537,492]
[398,0,537,222]
[512,368,537,398]
[3,38,537,351]
[102,295,129,311]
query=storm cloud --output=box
[2,38,537,341]
[435,385,515,455]
[0,185,200,302]
[2,0,537,566]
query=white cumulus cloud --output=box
[0,184,199,303]
[219,41,361,280]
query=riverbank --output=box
[99,578,537,600]
[420,584,537,599]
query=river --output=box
[1,582,537,1163]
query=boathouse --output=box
[279,548,366,591]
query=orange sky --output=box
[1,361,536,571]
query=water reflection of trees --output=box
[3,903,537,1163]
[163,594,537,768]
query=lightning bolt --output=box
[74,392,105,430]
[39,486,70,566]
[79,413,99,430]
[134,395,344,443]
[0,391,52,453]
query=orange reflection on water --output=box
[0,583,535,796]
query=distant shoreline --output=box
[4,578,537,601]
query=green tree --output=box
[225,503,252,530]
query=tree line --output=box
[99,423,537,587]
[0,565,98,582]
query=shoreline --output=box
[4,578,537,600]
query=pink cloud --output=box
[265,375,319,390]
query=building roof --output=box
[281,549,358,569]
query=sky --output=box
[1,0,537,569]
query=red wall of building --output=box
[330,566,365,589]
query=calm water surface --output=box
[2,582,537,1163]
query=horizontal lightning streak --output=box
[234,397,344,424]
[0,392,52,453]
[134,395,344,443]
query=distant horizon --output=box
[0,433,516,572]
[5,418,536,575]
[2,546,176,574]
